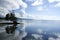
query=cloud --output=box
[54,33,60,38]
[19,10,27,18]
[16,0,27,9]
[48,0,60,8]
[36,6,48,11]
[48,0,60,3]
[16,31,27,40]
[0,7,9,17]
[0,0,27,16]
[48,37,60,40]
[31,0,48,11]
[48,37,56,40]
[48,33,60,40]
[0,0,27,10]
[36,29,44,34]
[23,13,60,20]
[0,29,27,40]
[54,2,60,7]
[32,0,43,6]
[32,34,43,40]
[0,0,18,10]
[25,0,36,2]
[21,13,60,20]
[48,0,56,3]
[29,14,60,20]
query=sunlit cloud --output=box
[0,0,27,17]
[48,0,56,3]
[48,37,60,40]
[48,0,60,8]
[54,3,60,7]
[32,0,43,6]
[0,0,60,20]
[32,34,43,40]
[48,0,60,3]
[48,37,56,40]
[48,33,60,40]
[36,29,44,34]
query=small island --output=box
[0,12,19,24]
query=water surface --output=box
[0,20,60,40]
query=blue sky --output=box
[20,0,60,20]
[0,0,60,20]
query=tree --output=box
[5,12,17,21]
[5,13,10,20]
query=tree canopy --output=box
[5,12,17,21]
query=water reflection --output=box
[0,20,60,40]
[5,24,17,34]
[22,20,60,40]
[0,20,27,40]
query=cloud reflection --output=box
[0,20,27,40]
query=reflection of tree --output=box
[0,24,6,27]
[5,24,17,34]
[0,20,27,40]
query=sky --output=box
[24,0,60,20]
[0,0,60,20]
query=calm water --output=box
[0,20,60,40]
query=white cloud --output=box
[54,3,60,7]
[32,0,43,6]
[0,0,18,10]
[0,29,27,40]
[48,0,60,3]
[23,14,60,20]
[36,29,43,34]
[48,37,60,40]
[0,0,27,16]
[36,6,48,11]
[0,0,27,10]
[19,9,28,18]
[48,33,60,40]
[31,0,48,11]
[0,7,9,16]
[48,37,56,40]
[48,0,60,8]
[54,33,60,38]
[32,34,43,40]
[16,0,27,9]
[15,13,20,18]
[48,0,56,3]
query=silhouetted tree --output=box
[10,13,16,21]
[5,12,17,21]
[5,13,10,20]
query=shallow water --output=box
[0,20,60,40]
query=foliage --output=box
[5,12,17,21]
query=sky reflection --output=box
[0,20,60,40]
